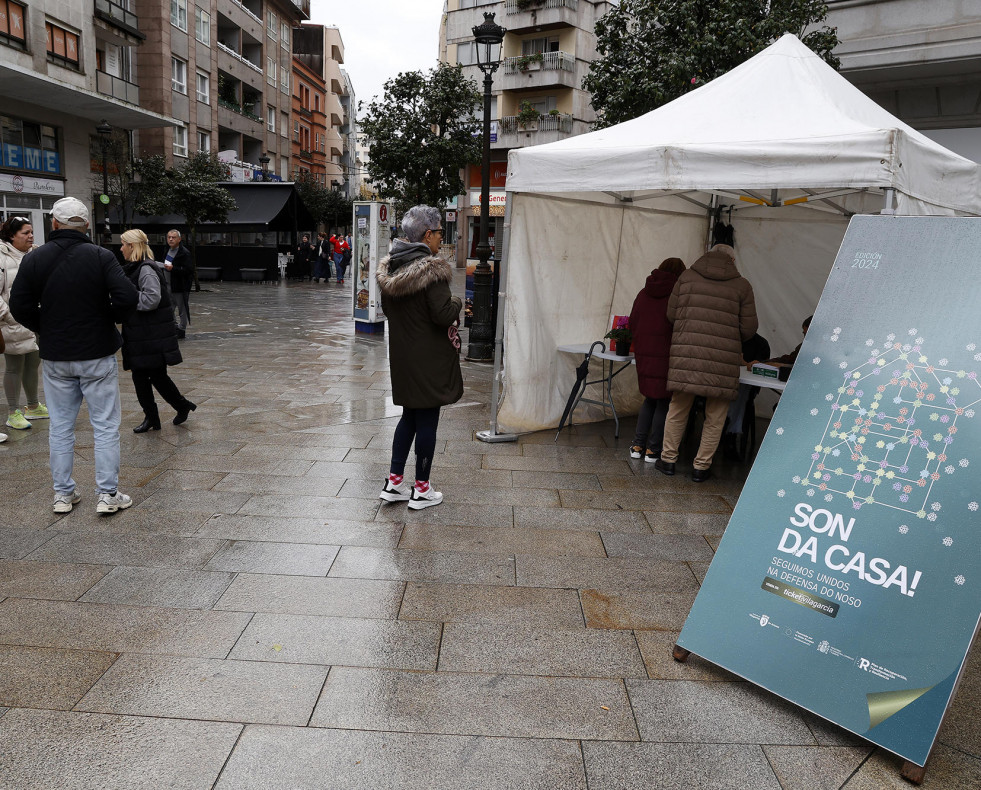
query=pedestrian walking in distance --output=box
[9,196,139,515]
[163,229,192,338]
[377,205,463,510]
[119,229,196,433]
[1,215,48,433]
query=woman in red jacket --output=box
[628,257,686,461]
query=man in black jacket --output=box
[163,229,192,338]
[10,196,139,515]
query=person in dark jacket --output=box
[654,244,758,483]
[296,234,314,281]
[120,229,196,433]
[163,229,193,338]
[9,197,139,515]
[628,257,685,462]
[376,205,463,510]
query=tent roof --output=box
[506,35,981,214]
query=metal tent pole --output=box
[477,193,517,443]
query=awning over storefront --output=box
[111,182,315,232]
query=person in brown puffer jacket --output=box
[654,244,758,483]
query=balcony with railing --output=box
[497,112,575,147]
[96,69,140,104]
[94,0,144,39]
[231,0,262,25]
[217,41,262,74]
[503,0,578,31]
[501,51,576,91]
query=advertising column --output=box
[352,201,393,334]
[678,215,981,769]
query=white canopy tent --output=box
[488,34,981,437]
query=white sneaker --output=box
[53,490,81,513]
[379,478,411,502]
[629,445,643,459]
[408,485,443,510]
[97,491,133,514]
[0,432,7,443]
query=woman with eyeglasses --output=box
[376,205,462,510]
[0,215,47,437]
[119,229,196,433]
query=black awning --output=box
[111,182,316,232]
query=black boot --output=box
[134,408,161,433]
[173,400,197,425]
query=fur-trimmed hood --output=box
[377,243,453,299]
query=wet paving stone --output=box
[399,582,585,627]
[214,726,587,790]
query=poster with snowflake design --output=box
[678,216,981,767]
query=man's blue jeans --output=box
[43,356,122,495]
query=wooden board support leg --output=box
[900,760,926,785]
[672,643,691,662]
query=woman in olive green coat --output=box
[376,205,463,510]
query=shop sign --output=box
[469,190,506,207]
[2,144,60,175]
[678,216,981,767]
[0,173,64,196]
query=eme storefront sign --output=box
[2,144,61,175]
[0,173,64,197]
[679,215,981,768]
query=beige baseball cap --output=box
[51,197,89,228]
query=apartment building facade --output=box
[828,0,981,162]
[291,23,348,193]
[440,0,612,260]
[0,0,175,241]
[134,0,309,181]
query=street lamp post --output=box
[465,12,505,363]
[96,120,113,247]
[258,153,270,182]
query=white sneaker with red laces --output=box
[408,485,443,510]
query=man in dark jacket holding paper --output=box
[654,244,758,483]
[10,196,138,515]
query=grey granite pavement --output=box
[0,280,976,788]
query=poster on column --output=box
[678,215,981,767]
[352,201,392,325]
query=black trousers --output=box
[390,406,441,481]
[132,366,185,416]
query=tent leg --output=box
[881,187,896,215]
[477,195,518,444]
[706,194,718,249]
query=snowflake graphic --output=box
[777,489,786,497]
[834,327,842,334]
[792,475,801,484]
[806,489,815,497]
[955,575,966,586]
[899,525,909,534]
[776,427,785,435]
[969,343,977,352]
[866,339,875,347]
[943,537,953,546]
[960,459,970,468]
[799,334,981,523]
[813,357,821,365]
[831,336,839,342]
[969,502,979,512]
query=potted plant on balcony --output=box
[517,101,541,130]
[516,52,544,72]
[604,327,633,357]
[516,0,544,10]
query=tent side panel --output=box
[498,194,704,435]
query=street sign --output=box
[679,215,981,768]
[99,194,109,205]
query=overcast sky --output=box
[309,1,445,110]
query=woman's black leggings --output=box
[390,406,441,481]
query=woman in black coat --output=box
[375,205,462,510]
[119,229,196,433]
